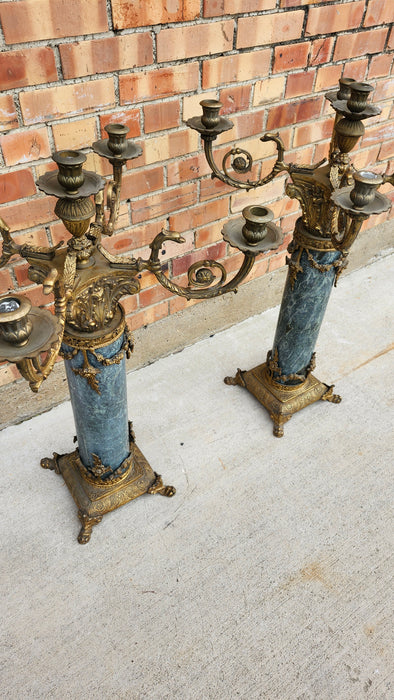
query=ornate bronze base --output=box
[41,438,175,544]
[225,363,341,437]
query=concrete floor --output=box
[1,252,393,699]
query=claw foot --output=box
[270,413,291,438]
[321,386,342,404]
[40,453,61,474]
[77,510,103,544]
[148,473,176,497]
[224,368,246,387]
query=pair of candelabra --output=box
[0,77,391,542]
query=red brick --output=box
[219,85,252,115]
[120,64,199,104]
[169,198,229,233]
[13,228,50,249]
[342,58,369,83]
[0,95,18,132]
[120,166,165,199]
[280,212,300,235]
[60,34,153,80]
[0,0,108,44]
[139,283,172,308]
[169,293,203,316]
[293,118,334,148]
[270,189,301,217]
[0,363,20,387]
[379,140,394,161]
[0,47,57,91]
[368,54,393,79]
[52,117,98,152]
[132,183,198,224]
[195,221,224,248]
[351,145,381,170]
[120,295,138,317]
[172,241,227,276]
[253,76,286,106]
[306,2,364,36]
[0,128,51,166]
[364,0,394,26]
[157,20,234,62]
[104,219,166,256]
[361,121,394,149]
[280,0,336,5]
[237,10,304,49]
[315,64,343,93]
[266,97,322,130]
[373,78,394,103]
[0,268,13,293]
[204,0,276,15]
[274,42,311,73]
[167,153,212,187]
[202,49,271,89]
[334,28,388,61]
[157,232,195,262]
[128,301,168,331]
[14,262,32,288]
[48,221,72,247]
[268,250,287,272]
[200,177,234,202]
[309,37,335,66]
[144,130,199,165]
[231,175,286,213]
[143,100,180,134]
[220,109,265,141]
[20,78,116,125]
[312,141,329,164]
[0,198,57,232]
[389,27,394,50]
[285,70,315,99]
[112,0,200,29]
[100,109,141,139]
[0,170,36,205]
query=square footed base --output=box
[225,363,340,437]
[41,442,175,543]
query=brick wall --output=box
[0,0,393,388]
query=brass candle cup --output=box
[0,295,32,346]
[53,150,86,194]
[200,99,222,129]
[347,82,373,113]
[242,205,274,246]
[105,123,129,157]
[337,77,356,101]
[350,171,383,209]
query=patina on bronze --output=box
[0,120,281,543]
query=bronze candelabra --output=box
[198,78,392,436]
[0,119,283,543]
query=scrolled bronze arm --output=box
[203,131,289,191]
[147,230,255,300]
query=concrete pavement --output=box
[1,252,393,699]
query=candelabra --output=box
[0,118,284,543]
[213,78,392,436]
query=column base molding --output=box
[40,432,175,544]
[224,363,341,437]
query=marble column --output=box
[62,332,130,473]
[272,245,341,383]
